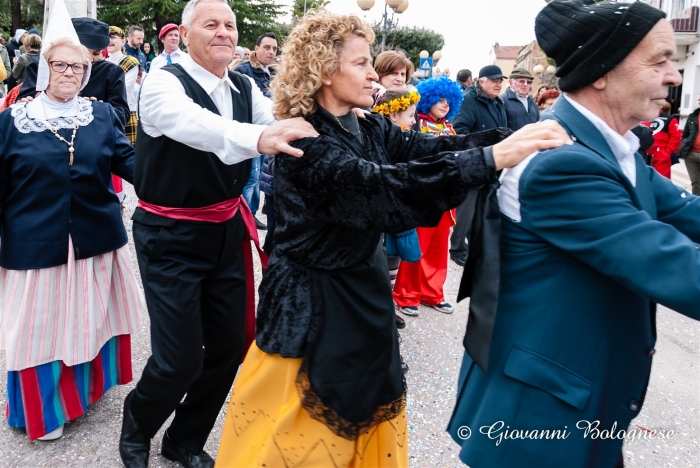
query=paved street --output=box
[1,173,699,467]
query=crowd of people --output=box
[1,0,700,467]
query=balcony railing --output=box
[668,0,700,33]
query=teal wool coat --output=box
[448,97,700,468]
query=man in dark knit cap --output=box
[448,2,700,467]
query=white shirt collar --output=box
[108,50,123,64]
[161,48,183,58]
[563,94,639,186]
[178,53,240,96]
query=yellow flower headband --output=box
[372,90,421,116]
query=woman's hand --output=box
[492,121,573,170]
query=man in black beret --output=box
[19,17,130,127]
[448,2,700,467]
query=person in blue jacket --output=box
[449,2,700,468]
[0,26,142,442]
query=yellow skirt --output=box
[216,342,408,468]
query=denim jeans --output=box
[242,155,263,214]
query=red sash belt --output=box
[137,196,268,356]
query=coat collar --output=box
[542,94,656,215]
[541,95,622,169]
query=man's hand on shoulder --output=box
[258,118,319,157]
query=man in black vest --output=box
[118,1,318,467]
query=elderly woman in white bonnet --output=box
[0,0,143,442]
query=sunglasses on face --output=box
[513,79,533,85]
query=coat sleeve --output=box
[378,114,511,164]
[105,68,130,127]
[0,47,10,76]
[452,98,477,135]
[279,135,495,232]
[109,107,135,184]
[18,59,38,100]
[11,55,26,79]
[0,58,6,82]
[519,149,700,318]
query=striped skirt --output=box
[0,237,142,371]
[6,334,132,440]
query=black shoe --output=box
[450,252,467,267]
[395,313,406,329]
[255,217,267,230]
[161,431,215,468]
[119,391,150,468]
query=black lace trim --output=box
[295,359,407,441]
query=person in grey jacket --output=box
[500,67,540,131]
[12,33,41,84]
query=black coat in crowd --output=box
[452,82,507,135]
[680,107,700,158]
[19,59,131,127]
[500,86,540,132]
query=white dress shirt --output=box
[139,53,274,165]
[498,94,640,222]
[108,50,139,112]
[149,48,185,72]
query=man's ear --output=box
[179,25,189,48]
[591,74,607,91]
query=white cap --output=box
[36,0,91,92]
[13,29,27,43]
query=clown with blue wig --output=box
[393,76,465,317]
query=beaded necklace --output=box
[40,94,79,166]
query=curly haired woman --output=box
[215,9,570,468]
[393,76,464,317]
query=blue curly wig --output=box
[415,76,464,121]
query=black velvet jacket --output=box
[255,106,510,439]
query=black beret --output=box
[71,17,110,51]
[535,0,666,92]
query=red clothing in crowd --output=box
[642,111,681,179]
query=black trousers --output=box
[262,194,276,255]
[449,190,478,257]
[129,211,248,454]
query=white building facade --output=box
[645,0,700,123]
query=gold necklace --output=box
[41,95,79,166]
[334,115,351,133]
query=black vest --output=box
[134,64,253,207]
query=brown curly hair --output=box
[270,9,375,120]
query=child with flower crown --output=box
[373,86,421,130]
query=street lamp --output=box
[357,0,409,52]
[432,50,442,77]
[533,64,557,88]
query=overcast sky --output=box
[276,0,549,75]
